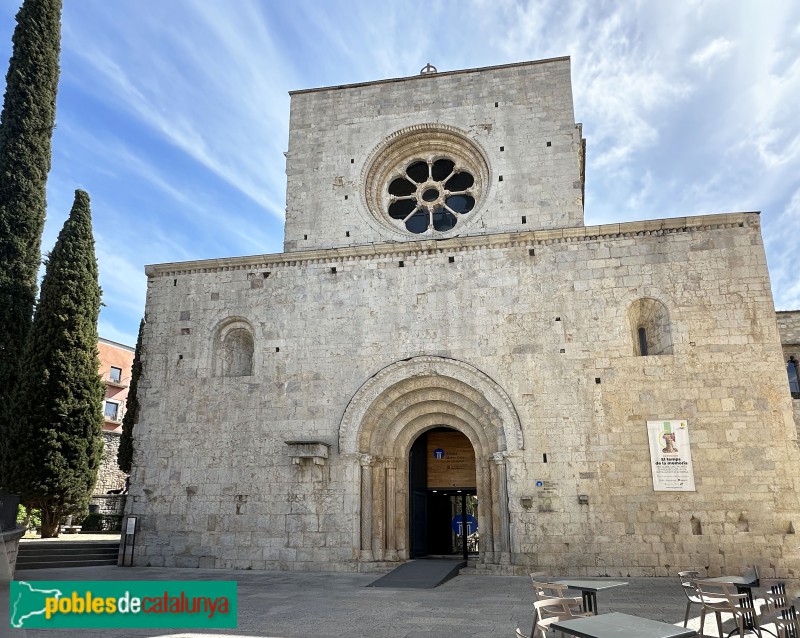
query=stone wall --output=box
[131,212,800,577]
[94,432,127,495]
[777,311,800,345]
[777,311,800,434]
[0,526,25,581]
[90,494,126,515]
[284,58,584,253]
[794,401,800,438]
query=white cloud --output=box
[690,37,735,68]
[765,187,800,309]
[97,318,137,349]
[63,3,291,220]
[95,236,147,317]
[11,0,796,339]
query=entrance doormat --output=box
[368,559,466,589]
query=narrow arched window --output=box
[222,328,253,377]
[638,327,648,357]
[628,298,672,356]
[213,319,255,377]
[788,356,800,397]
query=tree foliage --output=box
[117,318,144,474]
[7,190,104,537]
[0,0,62,490]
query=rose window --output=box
[363,125,490,240]
[387,158,476,233]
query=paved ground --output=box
[0,563,777,638]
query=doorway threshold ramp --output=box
[368,558,467,589]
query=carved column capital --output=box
[492,451,509,465]
[359,454,376,467]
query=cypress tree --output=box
[117,318,144,474]
[8,190,104,537]
[0,0,62,490]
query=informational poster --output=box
[427,431,476,488]
[646,420,696,492]
[535,479,558,512]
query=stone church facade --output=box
[129,58,800,577]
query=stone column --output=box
[385,461,398,561]
[359,454,374,562]
[493,451,511,564]
[372,459,386,561]
[478,458,495,564]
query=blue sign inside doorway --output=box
[433,448,445,459]
[452,514,478,536]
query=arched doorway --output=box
[338,356,524,566]
[409,427,478,560]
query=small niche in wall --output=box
[691,516,702,535]
[736,513,749,533]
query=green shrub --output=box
[16,504,41,531]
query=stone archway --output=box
[338,356,523,565]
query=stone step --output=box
[16,540,120,569]
[17,557,117,570]
[17,551,118,563]
[19,545,119,556]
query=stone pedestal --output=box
[1,526,26,582]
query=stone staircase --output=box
[16,540,119,570]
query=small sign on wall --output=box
[646,420,696,491]
[536,479,558,512]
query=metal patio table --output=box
[552,611,698,638]
[552,578,628,614]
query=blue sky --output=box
[0,1,798,346]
